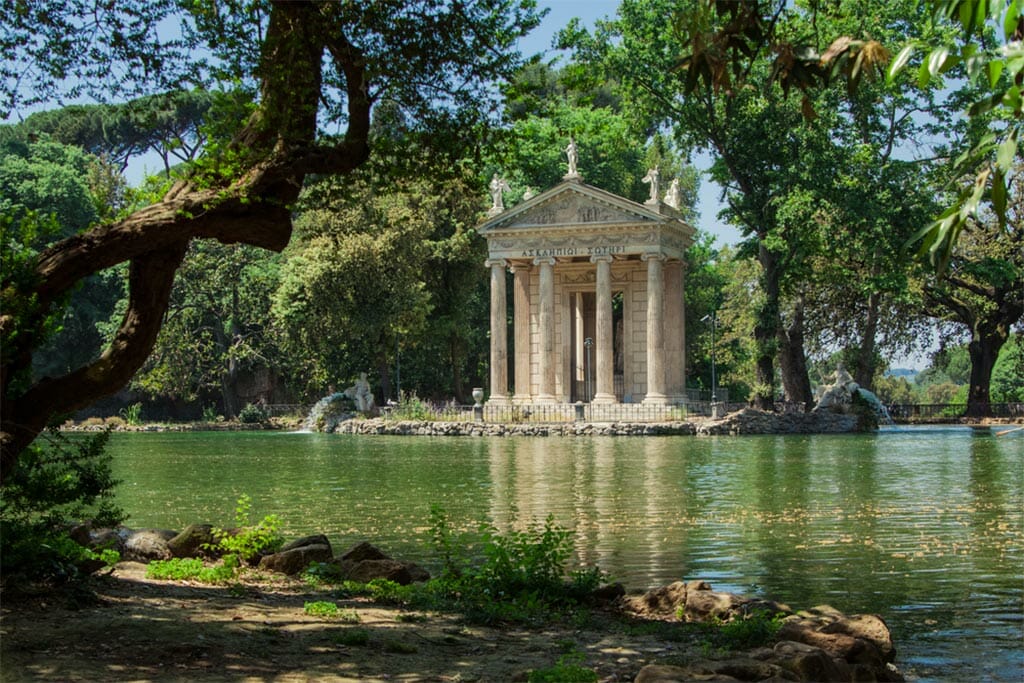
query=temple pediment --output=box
[479,180,671,234]
[478,180,695,261]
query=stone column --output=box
[664,259,686,401]
[642,253,668,404]
[535,257,557,403]
[511,263,532,403]
[487,259,510,404]
[592,255,616,404]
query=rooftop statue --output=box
[564,137,580,179]
[642,167,660,204]
[488,173,510,216]
[665,178,682,210]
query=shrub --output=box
[0,428,125,582]
[683,610,786,652]
[238,403,268,424]
[119,402,143,426]
[425,507,606,623]
[210,494,283,561]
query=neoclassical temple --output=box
[478,159,695,407]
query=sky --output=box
[518,1,741,247]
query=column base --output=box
[533,394,558,405]
[591,393,618,405]
[642,393,669,406]
[512,394,533,405]
[487,395,512,406]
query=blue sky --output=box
[521,1,741,247]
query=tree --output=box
[133,242,283,418]
[562,0,963,409]
[917,168,1024,416]
[0,0,543,479]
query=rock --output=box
[777,619,886,671]
[123,529,176,561]
[684,585,750,622]
[258,543,333,575]
[167,524,216,558]
[621,581,688,619]
[773,640,849,681]
[633,664,739,682]
[340,541,390,563]
[591,582,626,603]
[280,533,332,554]
[345,558,430,585]
[820,614,896,663]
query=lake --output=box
[106,427,1023,682]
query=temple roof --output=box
[477,178,695,262]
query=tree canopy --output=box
[0,0,543,479]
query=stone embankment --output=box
[73,523,904,682]
[327,407,869,437]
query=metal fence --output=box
[887,403,1024,422]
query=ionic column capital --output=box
[589,254,614,264]
[485,258,508,269]
[533,257,556,267]
[641,252,665,263]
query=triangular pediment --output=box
[479,181,667,234]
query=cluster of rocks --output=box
[325,411,872,437]
[695,407,866,435]
[332,418,700,437]
[71,523,904,682]
[623,580,903,682]
[72,524,430,585]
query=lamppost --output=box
[701,312,719,415]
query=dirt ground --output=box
[1,562,694,683]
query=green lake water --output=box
[106,427,1023,682]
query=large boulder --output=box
[123,529,176,561]
[280,534,332,555]
[342,558,430,585]
[258,543,333,575]
[621,581,689,619]
[167,524,216,558]
[339,540,390,562]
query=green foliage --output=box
[146,555,240,584]
[303,601,359,621]
[237,403,268,424]
[528,652,599,683]
[392,392,435,421]
[202,404,220,422]
[119,402,143,426]
[424,507,604,623]
[0,428,125,581]
[211,494,283,561]
[678,610,786,653]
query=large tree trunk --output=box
[778,296,813,411]
[752,241,780,411]
[0,1,372,482]
[965,329,1006,418]
[854,290,881,390]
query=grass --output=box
[304,601,359,622]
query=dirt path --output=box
[2,563,689,682]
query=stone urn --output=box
[472,387,484,407]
